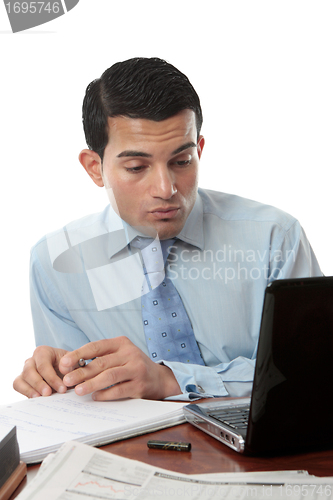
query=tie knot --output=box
[131,237,176,262]
[161,238,177,261]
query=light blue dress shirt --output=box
[30,189,322,400]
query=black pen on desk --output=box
[147,440,191,452]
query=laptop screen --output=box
[247,277,333,453]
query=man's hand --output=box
[13,346,69,398]
[59,336,181,401]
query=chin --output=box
[156,224,181,240]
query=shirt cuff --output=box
[160,360,229,400]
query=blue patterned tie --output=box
[132,237,204,365]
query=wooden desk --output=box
[11,422,333,498]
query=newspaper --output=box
[17,441,333,499]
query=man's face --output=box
[100,109,204,240]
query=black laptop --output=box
[183,276,333,454]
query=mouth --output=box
[150,207,180,220]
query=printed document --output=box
[0,390,185,463]
[16,441,333,499]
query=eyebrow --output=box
[116,141,197,159]
[171,142,197,156]
[117,150,152,158]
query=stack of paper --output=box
[0,390,186,464]
[16,440,333,500]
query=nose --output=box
[150,165,177,199]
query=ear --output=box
[79,149,104,187]
[197,135,205,160]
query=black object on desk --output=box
[0,427,27,500]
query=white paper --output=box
[17,441,333,500]
[0,391,185,463]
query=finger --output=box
[92,380,140,401]
[73,365,130,397]
[13,375,42,399]
[33,347,67,394]
[58,358,83,376]
[18,357,54,397]
[59,338,124,373]
[62,365,88,388]
[62,353,118,388]
[90,358,180,401]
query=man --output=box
[14,57,321,401]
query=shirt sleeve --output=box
[30,246,91,351]
[163,221,322,401]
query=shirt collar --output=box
[105,192,204,259]
[176,193,204,250]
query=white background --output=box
[1,1,332,405]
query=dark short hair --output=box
[82,57,203,161]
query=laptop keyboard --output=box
[208,405,250,430]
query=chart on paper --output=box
[58,452,148,500]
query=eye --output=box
[125,166,146,173]
[175,159,192,166]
